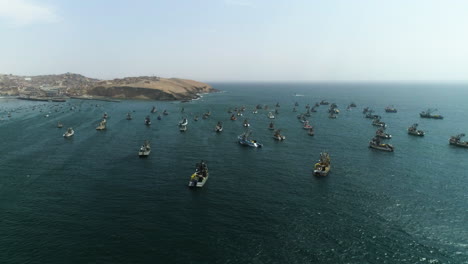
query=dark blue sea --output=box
[0,83,467,263]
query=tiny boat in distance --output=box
[308,127,315,136]
[180,125,187,132]
[449,133,468,148]
[408,123,425,136]
[268,122,275,130]
[63,127,74,138]
[273,129,286,141]
[243,119,250,127]
[238,131,263,148]
[126,112,132,120]
[230,114,237,121]
[57,122,63,128]
[151,106,157,113]
[188,161,209,187]
[138,140,151,157]
[267,112,275,119]
[179,118,188,126]
[215,121,223,132]
[385,106,397,113]
[313,152,330,177]
[420,109,443,119]
[145,116,151,126]
[163,109,169,115]
[375,128,391,139]
[369,137,394,152]
[96,119,107,130]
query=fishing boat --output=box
[303,121,313,129]
[267,112,275,119]
[408,123,425,136]
[103,112,108,119]
[194,115,199,121]
[305,104,310,109]
[363,107,369,114]
[420,109,443,119]
[369,137,394,152]
[276,102,280,107]
[243,119,250,127]
[96,119,107,130]
[295,102,299,106]
[138,140,151,157]
[151,106,157,113]
[385,105,397,113]
[163,109,169,115]
[273,129,286,141]
[372,117,386,127]
[308,127,315,136]
[188,161,209,187]
[328,113,337,119]
[126,112,132,120]
[313,152,330,177]
[293,107,297,112]
[275,108,279,115]
[310,106,317,112]
[320,100,329,105]
[145,116,151,126]
[256,104,263,109]
[305,109,311,117]
[449,134,468,148]
[230,114,237,121]
[252,110,258,114]
[375,128,391,139]
[63,127,74,138]
[227,108,233,113]
[157,115,162,120]
[180,125,187,132]
[57,122,63,128]
[350,102,357,107]
[179,118,188,126]
[215,121,223,132]
[268,122,275,130]
[238,131,263,148]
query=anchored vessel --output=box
[320,100,329,105]
[96,119,107,130]
[230,114,237,121]
[63,127,74,138]
[179,125,187,132]
[57,122,63,128]
[375,128,391,139]
[215,121,223,132]
[179,118,188,126]
[103,112,108,119]
[313,152,331,177]
[188,161,209,187]
[303,120,313,129]
[243,119,250,127]
[163,109,169,115]
[372,117,386,127]
[273,129,286,141]
[449,134,468,148]
[308,127,315,136]
[145,116,151,126]
[420,109,443,119]
[267,112,275,119]
[138,140,151,157]
[126,112,132,120]
[369,137,394,152]
[385,106,397,113]
[238,131,263,148]
[268,121,275,130]
[408,123,425,136]
[151,106,157,113]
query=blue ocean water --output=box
[0,83,467,263]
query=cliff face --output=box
[0,73,215,100]
[87,77,214,100]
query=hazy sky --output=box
[1,0,468,81]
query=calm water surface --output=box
[0,83,467,263]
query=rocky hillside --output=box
[0,73,214,100]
